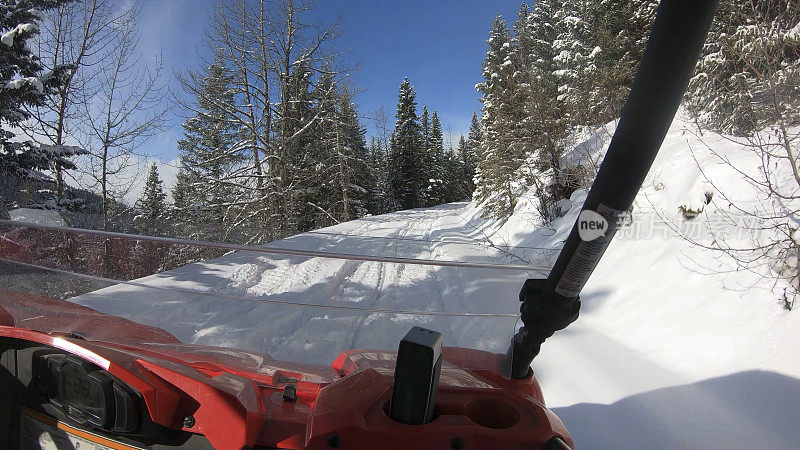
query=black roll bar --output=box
[506,0,719,379]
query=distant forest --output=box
[2,0,798,243]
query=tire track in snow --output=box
[267,218,392,360]
[264,212,426,359]
[344,206,474,350]
[343,214,427,350]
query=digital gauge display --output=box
[32,351,141,433]
[57,359,112,427]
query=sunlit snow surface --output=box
[71,203,536,367]
[71,114,800,449]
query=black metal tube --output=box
[507,0,718,379]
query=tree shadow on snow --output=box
[554,370,800,449]
[574,288,614,314]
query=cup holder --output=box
[465,398,520,429]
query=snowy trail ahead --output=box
[71,203,799,449]
[72,203,533,365]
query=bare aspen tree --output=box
[374,104,391,153]
[79,8,166,230]
[22,0,133,200]
[184,0,349,242]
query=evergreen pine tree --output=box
[546,0,657,126]
[585,0,658,123]
[507,3,539,175]
[440,145,465,203]
[176,55,243,241]
[553,0,597,125]
[475,16,520,218]
[389,78,423,210]
[687,0,800,136]
[468,0,660,221]
[365,137,389,215]
[303,76,371,227]
[420,105,431,154]
[279,60,316,233]
[1,0,78,178]
[526,0,576,215]
[426,111,446,204]
[418,105,434,205]
[170,167,200,238]
[513,3,534,69]
[299,69,338,230]
[527,0,561,127]
[456,136,470,197]
[134,164,167,235]
[167,166,221,265]
[464,112,482,195]
[335,90,370,221]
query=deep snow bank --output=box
[479,112,800,382]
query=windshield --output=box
[0,207,551,367]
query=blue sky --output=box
[137,0,522,160]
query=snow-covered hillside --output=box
[71,114,800,449]
[504,113,800,448]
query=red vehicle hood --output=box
[0,288,571,449]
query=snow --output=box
[4,76,44,93]
[28,10,46,21]
[71,204,531,364]
[1,23,39,47]
[8,208,66,227]
[788,21,800,41]
[553,69,570,77]
[69,114,799,449]
[0,31,13,47]
[5,79,25,90]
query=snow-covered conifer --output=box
[687,0,800,136]
[389,78,423,210]
[176,55,243,241]
[1,0,77,178]
[456,135,473,198]
[586,0,658,123]
[475,16,520,218]
[330,90,370,222]
[552,0,596,125]
[425,111,447,205]
[365,137,389,215]
[134,164,167,235]
[465,112,482,194]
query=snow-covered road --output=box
[72,203,535,366]
[71,202,799,449]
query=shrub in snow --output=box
[678,190,714,220]
[683,0,800,306]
